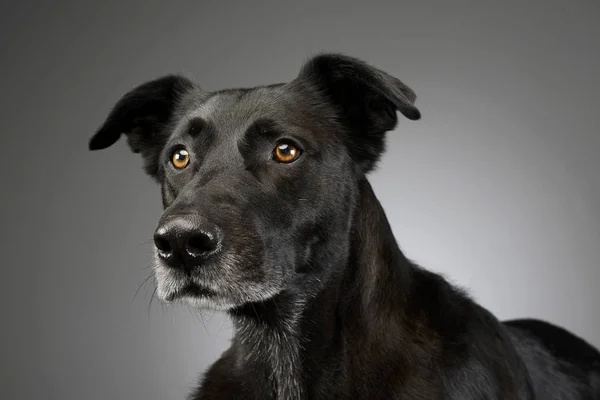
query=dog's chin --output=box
[176,293,236,311]
[156,280,236,311]
[153,259,285,311]
[153,266,234,310]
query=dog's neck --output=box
[228,178,414,399]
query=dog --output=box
[89,53,600,399]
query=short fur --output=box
[90,53,600,399]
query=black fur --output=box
[90,53,600,399]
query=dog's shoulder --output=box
[404,266,536,398]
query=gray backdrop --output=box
[1,1,599,399]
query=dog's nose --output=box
[153,215,221,268]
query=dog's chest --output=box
[208,325,304,399]
[249,335,304,399]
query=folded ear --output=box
[89,75,195,178]
[296,53,421,173]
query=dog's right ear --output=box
[89,75,195,178]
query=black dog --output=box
[90,53,600,399]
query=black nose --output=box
[153,215,221,269]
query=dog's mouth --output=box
[152,254,280,310]
[164,281,217,302]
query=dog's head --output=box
[90,54,420,310]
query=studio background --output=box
[1,1,599,399]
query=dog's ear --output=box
[296,53,420,173]
[89,75,195,178]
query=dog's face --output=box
[90,54,420,310]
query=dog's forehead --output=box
[173,83,338,151]
[186,86,289,136]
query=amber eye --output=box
[273,142,301,163]
[171,149,190,169]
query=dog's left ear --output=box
[89,75,196,179]
[295,53,421,173]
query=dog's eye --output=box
[171,149,190,169]
[273,142,301,163]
